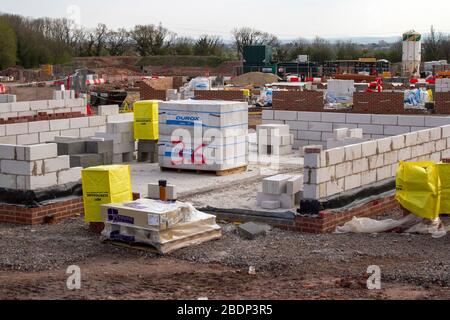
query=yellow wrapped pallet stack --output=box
[133,100,159,140]
[82,165,133,223]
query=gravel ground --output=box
[0,216,449,294]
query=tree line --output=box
[1,13,450,70]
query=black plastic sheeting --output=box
[0,183,82,207]
[298,178,396,215]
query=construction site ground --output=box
[1,155,449,300]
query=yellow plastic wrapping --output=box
[396,161,440,219]
[82,165,133,223]
[437,164,450,214]
[427,89,433,103]
[133,100,159,140]
[242,89,250,97]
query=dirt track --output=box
[0,218,449,300]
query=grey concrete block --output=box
[237,222,271,240]
[70,153,102,168]
[57,141,86,156]
[86,140,114,154]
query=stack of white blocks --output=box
[96,118,136,164]
[435,78,450,92]
[257,174,303,209]
[327,80,355,96]
[326,128,365,149]
[0,98,86,120]
[0,143,82,190]
[257,124,294,155]
[158,100,248,171]
[53,90,76,100]
[0,94,16,103]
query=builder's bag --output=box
[133,100,159,140]
[82,165,133,223]
[396,161,440,220]
[437,164,450,214]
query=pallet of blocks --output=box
[101,199,222,254]
[158,100,249,174]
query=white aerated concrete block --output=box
[17,133,39,145]
[287,175,303,195]
[346,113,371,124]
[371,115,398,125]
[28,121,50,133]
[297,112,322,122]
[70,117,89,129]
[361,141,377,157]
[148,183,177,200]
[57,167,82,185]
[0,159,42,176]
[0,174,17,189]
[0,144,17,160]
[44,156,70,173]
[17,173,58,190]
[18,143,58,161]
[398,116,425,127]
[50,119,70,131]
[261,201,281,210]
[6,123,28,136]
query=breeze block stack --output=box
[257,174,304,209]
[0,143,81,190]
[55,137,114,168]
[96,117,136,163]
[257,124,294,155]
[158,100,248,172]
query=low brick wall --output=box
[263,110,450,149]
[194,90,246,102]
[303,125,450,200]
[353,92,405,114]
[0,197,84,225]
[138,81,167,101]
[435,93,450,114]
[295,194,399,233]
[272,91,324,111]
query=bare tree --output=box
[194,35,223,56]
[105,28,130,56]
[231,27,279,57]
[130,23,172,56]
[423,26,442,61]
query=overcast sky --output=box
[1,0,450,39]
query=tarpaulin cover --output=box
[133,100,159,140]
[82,165,133,223]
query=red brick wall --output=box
[353,92,404,114]
[0,197,84,225]
[295,195,399,233]
[194,90,246,102]
[272,91,324,111]
[138,82,167,101]
[435,93,450,114]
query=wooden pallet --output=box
[160,165,247,177]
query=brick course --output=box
[272,91,324,111]
[0,197,84,225]
[194,90,246,102]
